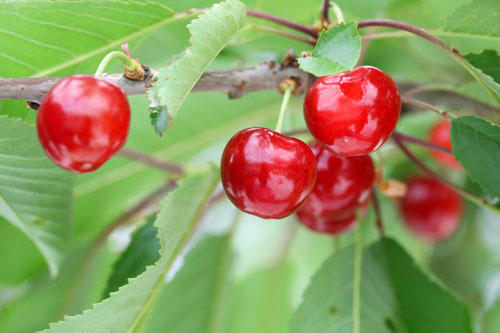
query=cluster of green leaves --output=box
[1,0,500,332]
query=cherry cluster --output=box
[221,66,463,241]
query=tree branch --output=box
[0,58,316,104]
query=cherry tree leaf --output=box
[450,116,500,199]
[147,0,247,135]
[43,168,220,332]
[0,116,73,277]
[292,238,473,332]
[298,22,361,77]
[444,0,500,39]
[0,1,177,78]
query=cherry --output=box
[221,127,317,219]
[304,66,401,156]
[37,75,130,173]
[400,176,463,242]
[429,119,461,170]
[296,212,356,235]
[296,141,375,223]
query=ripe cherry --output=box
[400,176,463,242]
[296,141,375,223]
[429,119,461,170]
[37,75,130,173]
[304,66,401,156]
[296,212,356,235]
[221,127,317,219]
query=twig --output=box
[357,19,455,54]
[392,131,452,155]
[322,0,330,24]
[251,24,315,45]
[392,135,500,216]
[402,96,455,118]
[117,148,184,173]
[246,9,317,37]
[0,60,315,103]
[371,190,384,237]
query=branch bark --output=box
[0,58,316,104]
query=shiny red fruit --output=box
[296,212,356,235]
[37,75,130,173]
[221,127,317,219]
[297,141,375,222]
[304,66,401,156]
[429,119,461,170]
[401,176,462,242]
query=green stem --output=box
[353,223,363,333]
[402,96,457,119]
[95,51,136,76]
[330,2,345,24]
[275,86,293,133]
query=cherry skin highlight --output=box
[400,176,463,242]
[429,119,461,170]
[296,141,375,222]
[221,127,317,219]
[37,75,130,173]
[304,66,401,156]
[297,212,356,235]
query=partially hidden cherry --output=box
[37,75,130,173]
[400,176,463,242]
[296,141,375,234]
[304,66,401,156]
[429,119,461,170]
[221,127,317,219]
[297,212,357,235]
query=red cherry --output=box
[429,119,461,170]
[296,212,356,235]
[221,127,317,219]
[400,176,462,242]
[304,66,401,156]
[296,141,375,221]
[37,75,130,173]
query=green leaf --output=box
[298,22,361,77]
[147,0,247,135]
[43,168,220,332]
[291,238,473,333]
[451,116,500,199]
[0,1,178,78]
[444,0,500,38]
[461,50,500,104]
[465,50,500,86]
[145,234,233,333]
[0,116,73,277]
[103,216,160,298]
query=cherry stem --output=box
[246,9,318,37]
[117,148,184,174]
[392,135,500,216]
[321,0,330,24]
[392,131,453,155]
[330,2,345,24]
[250,24,315,45]
[402,96,457,119]
[371,189,384,237]
[275,85,293,133]
[95,51,136,76]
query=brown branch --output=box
[402,96,453,118]
[0,60,316,104]
[246,9,317,37]
[322,0,330,24]
[392,131,452,155]
[117,148,184,173]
